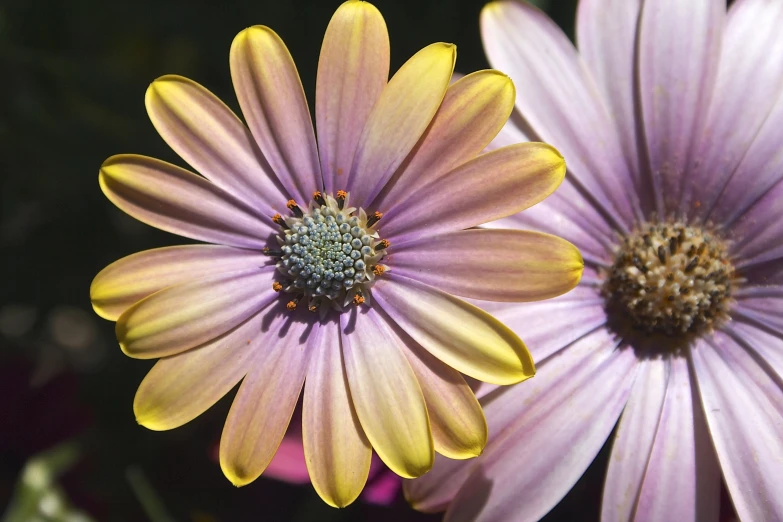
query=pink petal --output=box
[116,268,277,359]
[372,70,516,211]
[443,329,638,522]
[145,76,288,212]
[380,143,565,245]
[687,0,783,220]
[230,26,321,205]
[99,155,274,248]
[90,245,266,321]
[485,113,533,151]
[577,0,645,213]
[263,435,310,485]
[601,358,668,522]
[481,0,638,229]
[219,307,314,486]
[728,178,783,268]
[340,307,433,478]
[691,329,783,522]
[732,296,783,338]
[637,0,724,216]
[346,43,455,208]
[479,285,607,362]
[133,311,264,431]
[315,1,389,195]
[390,229,583,302]
[303,318,372,507]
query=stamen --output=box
[336,190,347,210]
[312,191,326,206]
[372,265,385,276]
[272,282,283,292]
[286,298,300,311]
[287,200,304,218]
[353,293,365,306]
[263,247,283,257]
[376,239,390,250]
[272,213,289,229]
[366,211,383,228]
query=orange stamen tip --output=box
[312,191,322,199]
[286,200,298,209]
[286,301,298,311]
[272,282,283,292]
[353,294,365,306]
[336,190,347,200]
[272,213,283,224]
[373,265,385,276]
[378,239,390,249]
[373,211,383,219]
[308,304,318,313]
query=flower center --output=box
[265,191,388,313]
[603,222,734,336]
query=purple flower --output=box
[89,0,583,508]
[406,0,783,521]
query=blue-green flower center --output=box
[267,192,388,313]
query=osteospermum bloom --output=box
[89,0,583,508]
[407,0,783,521]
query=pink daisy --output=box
[407,0,783,520]
[89,0,582,508]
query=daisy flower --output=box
[89,0,582,508]
[406,0,783,520]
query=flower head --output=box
[407,0,783,521]
[89,0,581,508]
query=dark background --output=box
[0,1,606,520]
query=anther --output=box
[632,256,647,274]
[685,257,699,273]
[353,293,365,306]
[263,247,283,257]
[286,297,300,311]
[308,303,318,313]
[336,190,347,210]
[657,245,666,264]
[669,237,678,255]
[366,211,383,228]
[272,282,283,292]
[312,191,326,206]
[287,200,304,218]
[272,213,289,230]
[376,239,390,250]
[372,265,385,276]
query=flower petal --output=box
[303,318,372,508]
[91,245,266,321]
[486,112,534,151]
[601,358,667,522]
[133,311,263,431]
[409,328,637,521]
[373,273,533,385]
[691,329,783,522]
[398,328,487,460]
[632,355,720,522]
[637,0,724,216]
[480,285,607,362]
[145,76,288,211]
[99,155,274,247]
[372,70,516,210]
[577,0,644,202]
[230,26,321,204]
[340,307,433,478]
[733,296,783,338]
[390,229,583,302]
[728,177,783,268]
[346,42,455,208]
[380,143,566,244]
[687,0,783,220]
[263,435,310,485]
[116,267,277,359]
[316,0,389,194]
[219,307,313,486]
[487,177,617,265]
[691,324,783,520]
[481,0,639,228]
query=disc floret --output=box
[603,222,734,336]
[267,192,389,313]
